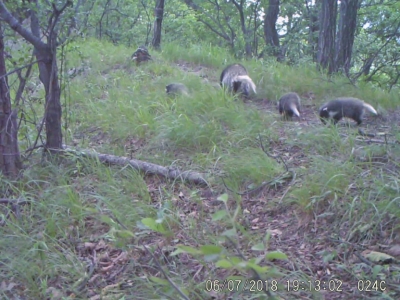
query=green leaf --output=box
[141,218,166,233]
[251,242,265,251]
[221,228,236,237]
[171,245,201,256]
[115,230,135,238]
[230,256,242,264]
[216,259,234,268]
[363,251,394,264]
[265,251,288,261]
[150,276,169,285]
[204,254,221,262]
[200,245,223,255]
[212,210,227,221]
[217,193,229,203]
[100,215,116,225]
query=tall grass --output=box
[1,39,399,299]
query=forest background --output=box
[0,1,399,299]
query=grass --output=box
[1,38,400,299]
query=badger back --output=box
[220,64,256,96]
[220,64,249,87]
[166,83,189,96]
[278,92,301,118]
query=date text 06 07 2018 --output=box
[204,280,278,293]
[205,279,387,293]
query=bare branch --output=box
[0,59,40,80]
[0,1,46,50]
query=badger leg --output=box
[232,81,242,93]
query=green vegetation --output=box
[1,39,400,299]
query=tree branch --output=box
[0,1,46,50]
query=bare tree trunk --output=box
[317,0,337,73]
[334,0,359,75]
[36,48,63,151]
[263,0,282,60]
[151,0,165,50]
[0,1,70,153]
[231,0,253,57]
[305,0,319,61]
[0,23,22,178]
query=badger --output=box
[165,83,189,96]
[319,97,378,125]
[131,46,152,65]
[220,64,256,97]
[278,92,301,119]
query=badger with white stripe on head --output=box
[220,64,256,97]
[278,92,301,119]
[165,83,189,97]
[319,97,378,125]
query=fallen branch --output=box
[60,147,209,186]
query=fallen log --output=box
[61,147,209,186]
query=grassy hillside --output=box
[1,39,399,300]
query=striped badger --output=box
[220,63,256,97]
[319,97,378,125]
[131,46,152,65]
[166,83,189,96]
[278,92,301,119]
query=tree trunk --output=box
[151,0,165,50]
[36,48,63,152]
[0,1,67,154]
[231,0,253,58]
[334,0,359,75]
[317,0,337,73]
[263,0,282,60]
[306,1,319,61]
[0,23,22,178]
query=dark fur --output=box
[220,64,256,97]
[131,46,152,65]
[319,97,377,125]
[166,83,189,96]
[278,92,301,118]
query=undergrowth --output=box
[1,39,399,299]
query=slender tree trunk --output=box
[306,1,319,61]
[334,0,359,75]
[263,0,282,60]
[232,0,253,58]
[151,0,165,50]
[35,47,63,152]
[317,0,337,73]
[0,23,22,177]
[0,0,68,153]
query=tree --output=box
[334,0,360,75]
[263,0,281,60]
[231,0,256,57]
[317,0,337,73]
[152,0,165,50]
[0,1,73,153]
[183,0,261,57]
[0,22,22,178]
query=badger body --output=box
[278,92,301,119]
[131,46,152,65]
[220,64,256,97]
[166,83,189,96]
[319,97,378,125]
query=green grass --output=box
[1,39,400,299]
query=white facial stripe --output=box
[329,111,338,117]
